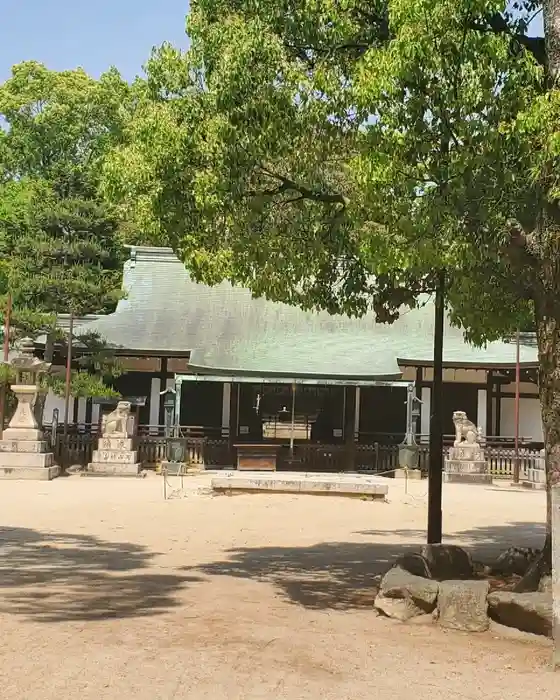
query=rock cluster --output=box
[374,544,553,637]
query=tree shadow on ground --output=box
[187,522,545,611]
[356,522,546,559]
[0,526,196,623]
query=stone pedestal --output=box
[87,435,141,476]
[444,443,491,484]
[0,385,59,480]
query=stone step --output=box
[0,439,48,453]
[80,471,144,478]
[0,452,54,468]
[87,462,141,476]
[91,450,138,464]
[0,465,60,480]
[211,473,388,498]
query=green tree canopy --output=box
[0,62,134,402]
[102,0,560,554]
[103,1,539,338]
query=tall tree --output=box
[0,62,134,410]
[103,2,556,570]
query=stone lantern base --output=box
[0,430,60,480]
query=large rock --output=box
[437,580,490,632]
[491,547,540,577]
[380,565,439,612]
[374,593,425,621]
[420,544,473,580]
[393,552,433,578]
[487,591,552,638]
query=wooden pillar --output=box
[72,397,79,425]
[495,381,502,437]
[344,386,357,471]
[486,371,494,440]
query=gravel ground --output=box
[0,474,555,699]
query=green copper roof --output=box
[78,247,538,378]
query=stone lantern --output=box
[0,338,60,480]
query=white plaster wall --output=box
[500,397,543,442]
[92,402,100,426]
[420,387,431,438]
[501,381,539,396]
[477,389,487,436]
[423,367,487,383]
[41,392,66,426]
[77,398,87,424]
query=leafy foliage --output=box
[0,62,134,400]
[103,1,546,344]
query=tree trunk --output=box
[514,222,560,589]
[513,1,560,593]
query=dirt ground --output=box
[0,473,556,699]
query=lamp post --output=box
[428,270,445,544]
[399,383,422,470]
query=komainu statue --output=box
[452,410,482,447]
[101,401,131,437]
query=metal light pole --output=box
[427,270,445,544]
[513,330,521,484]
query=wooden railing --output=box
[42,424,545,479]
[354,443,543,480]
[357,432,543,450]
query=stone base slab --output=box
[0,465,60,480]
[211,472,388,499]
[2,428,43,441]
[0,451,54,468]
[394,468,423,480]
[0,439,48,453]
[444,471,493,484]
[87,462,141,476]
[91,449,138,464]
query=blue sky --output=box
[0,2,544,84]
[1,0,190,82]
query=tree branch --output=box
[469,13,546,66]
[255,165,349,208]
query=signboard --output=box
[92,396,147,406]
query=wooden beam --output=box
[486,371,493,438]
